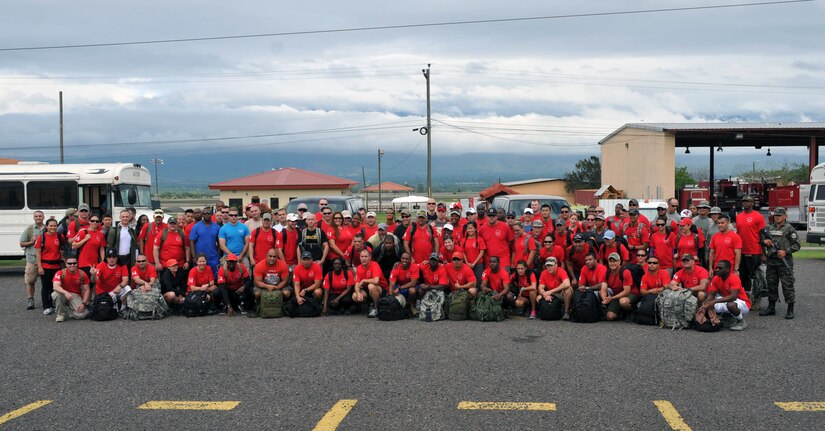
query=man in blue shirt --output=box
[189,207,221,276]
[219,206,250,268]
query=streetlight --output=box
[150,156,164,197]
[377,148,384,211]
[423,64,432,198]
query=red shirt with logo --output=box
[74,229,105,268]
[640,270,671,295]
[709,230,742,267]
[54,269,88,295]
[672,266,710,289]
[709,273,751,307]
[420,263,448,286]
[622,222,650,248]
[649,231,676,269]
[735,211,767,255]
[538,245,566,265]
[139,222,166,264]
[445,263,477,291]
[461,236,487,265]
[275,228,299,266]
[130,264,158,287]
[673,230,706,268]
[254,259,289,285]
[482,267,510,293]
[35,232,62,270]
[355,261,387,288]
[250,227,276,262]
[479,221,514,267]
[512,233,538,268]
[390,262,420,288]
[539,267,569,291]
[217,264,249,290]
[324,270,353,294]
[578,263,608,288]
[94,262,127,295]
[187,267,214,292]
[403,223,436,264]
[153,229,189,267]
[606,268,632,294]
[293,262,323,289]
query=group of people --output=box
[19,195,801,327]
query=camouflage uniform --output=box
[763,219,801,303]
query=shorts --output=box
[25,262,39,284]
[713,298,750,315]
[397,287,417,298]
[605,293,639,315]
[518,288,535,298]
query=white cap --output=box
[523,208,533,214]
[286,213,299,222]
[443,223,454,231]
[466,207,477,214]
[366,211,376,218]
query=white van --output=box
[807,163,825,244]
[0,162,153,258]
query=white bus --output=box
[807,162,825,244]
[0,162,154,258]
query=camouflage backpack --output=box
[122,283,170,320]
[418,289,445,322]
[656,289,697,330]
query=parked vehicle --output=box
[284,196,365,216]
[807,163,825,244]
[490,194,569,219]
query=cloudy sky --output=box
[1,0,824,183]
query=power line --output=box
[0,0,811,52]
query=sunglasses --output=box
[452,258,462,261]
[228,214,239,217]
[66,262,78,265]
[648,261,659,265]
[136,260,147,263]
[637,253,647,257]
[90,220,100,223]
[506,216,515,219]
[561,210,569,213]
[221,211,229,214]
[587,218,594,221]
[79,209,89,212]
[401,215,410,218]
[298,209,307,211]
[656,223,665,227]
[322,212,332,215]
[543,241,554,244]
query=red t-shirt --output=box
[461,236,487,265]
[293,262,323,289]
[184,222,195,241]
[390,262,420,288]
[709,273,751,307]
[94,262,127,295]
[445,263,477,291]
[250,227,277,262]
[403,223,436,264]
[355,261,387,288]
[74,229,105,268]
[217,264,249,290]
[362,224,379,241]
[130,264,158,287]
[511,271,537,289]
[649,231,676,269]
[67,219,90,240]
[554,230,571,249]
[539,267,569,291]
[599,242,630,266]
[538,245,566,265]
[438,245,464,263]
[512,233,538,268]
[153,229,189,268]
[566,243,592,274]
[324,270,353,294]
[187,267,214,292]
[331,227,354,260]
[578,264,608,288]
[735,211,767,255]
[640,270,671,295]
[709,230,742,267]
[622,222,650,247]
[254,259,289,286]
[54,269,88,295]
[482,267,510,293]
[673,230,706,268]
[479,221,514,267]
[672,266,710,289]
[35,232,62,270]
[275,228,299,266]
[606,268,632,294]
[139,222,166,264]
[420,263,448,286]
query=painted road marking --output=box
[0,400,52,425]
[137,401,240,410]
[653,400,693,431]
[311,399,358,431]
[457,402,557,411]
[775,402,825,412]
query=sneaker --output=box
[729,319,747,331]
[43,308,54,315]
[26,298,35,310]
[721,314,737,328]
[368,307,378,318]
[529,311,536,319]
[55,314,65,323]
[237,304,247,315]
[562,312,570,321]
[219,306,227,315]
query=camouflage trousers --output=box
[765,262,795,304]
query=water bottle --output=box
[425,309,432,322]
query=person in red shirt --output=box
[448,210,466,241]
[621,209,650,254]
[187,254,216,306]
[384,209,398,235]
[252,249,291,316]
[438,237,463,264]
[356,249,388,318]
[649,220,677,273]
[66,203,91,248]
[511,222,538,270]
[538,257,573,320]
[446,251,478,298]
[419,253,449,296]
[553,220,572,250]
[362,212,380,240]
[403,210,439,265]
[538,234,566,268]
[669,253,710,302]
[217,253,251,317]
[248,213,276,269]
[704,259,750,331]
[344,234,373,268]
[460,222,486,287]
[90,250,129,305]
[130,254,158,291]
[566,234,593,285]
[672,218,705,270]
[138,209,166,265]
[389,252,420,314]
[72,215,106,275]
[325,211,352,264]
[481,255,512,305]
[323,257,355,315]
[51,257,91,322]
[601,253,633,321]
[598,230,630,266]
[640,256,671,298]
[578,253,608,293]
[735,196,767,292]
[624,199,650,227]
[510,260,538,318]
[293,251,324,305]
[276,214,300,267]
[708,214,742,278]
[153,217,190,272]
[35,219,63,313]
[479,208,515,271]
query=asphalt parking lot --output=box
[1,259,824,430]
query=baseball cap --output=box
[466,207,477,215]
[436,202,447,210]
[262,213,272,220]
[607,252,621,261]
[680,253,695,262]
[450,202,463,210]
[594,214,605,221]
[341,210,352,218]
[657,203,668,210]
[544,257,558,266]
[603,230,616,240]
[450,210,461,216]
[680,209,692,218]
[167,217,177,224]
[742,196,754,202]
[105,249,118,258]
[297,203,308,210]
[153,209,164,216]
[679,218,693,226]
[78,203,90,211]
[507,210,517,217]
[399,209,410,216]
[451,251,463,260]
[628,199,639,205]
[366,211,376,218]
[532,220,543,228]
[287,213,299,222]
[443,223,454,231]
[772,207,787,216]
[487,208,497,216]
[301,251,313,259]
[226,254,238,261]
[165,259,178,267]
[709,206,723,215]
[416,210,427,218]
[377,223,388,230]
[555,219,564,226]
[628,208,640,216]
[66,208,77,216]
[523,208,534,214]
[429,253,440,261]
[573,234,583,241]
[698,200,711,208]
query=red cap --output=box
[679,218,693,226]
[165,259,178,267]
[452,251,463,260]
[226,254,238,261]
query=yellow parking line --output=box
[311,399,358,431]
[775,402,825,412]
[0,400,52,425]
[653,401,692,431]
[457,402,557,411]
[137,401,240,410]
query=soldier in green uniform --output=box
[759,207,801,319]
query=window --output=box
[0,181,24,209]
[809,185,816,203]
[816,185,825,201]
[27,181,79,209]
[228,199,243,211]
[269,197,279,209]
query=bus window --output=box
[810,185,816,203]
[816,185,825,201]
[113,184,152,208]
[26,181,78,209]
[0,181,24,210]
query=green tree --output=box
[563,156,601,193]
[675,166,696,190]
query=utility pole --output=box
[150,157,164,197]
[423,64,432,198]
[59,91,64,163]
[377,149,384,211]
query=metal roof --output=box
[599,122,825,144]
[209,167,358,191]
[502,178,563,186]
[362,181,414,192]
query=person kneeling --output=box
[217,253,251,317]
[538,257,573,321]
[602,253,633,321]
[703,260,750,331]
[251,249,291,318]
[186,254,217,314]
[51,258,91,322]
[355,249,388,318]
[389,252,419,315]
[481,255,512,309]
[323,258,355,315]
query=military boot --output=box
[785,303,794,320]
[759,301,776,316]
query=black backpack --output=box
[571,289,600,323]
[537,297,564,321]
[182,291,210,317]
[634,294,658,325]
[285,296,322,317]
[91,294,119,321]
[621,263,645,289]
[377,295,404,321]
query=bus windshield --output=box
[113,184,152,208]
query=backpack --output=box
[91,294,119,321]
[470,292,505,322]
[299,228,325,259]
[445,289,470,321]
[123,285,170,320]
[694,305,722,332]
[325,269,350,292]
[68,227,91,260]
[571,289,600,323]
[159,228,182,247]
[39,231,64,266]
[674,232,702,259]
[537,297,564,321]
[258,289,284,318]
[418,289,445,322]
[656,289,698,330]
[634,294,658,325]
[621,263,645,289]
[285,296,322,317]
[377,295,405,321]
[182,291,210,317]
[521,234,540,267]
[408,223,436,255]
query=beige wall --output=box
[601,128,675,200]
[509,181,575,203]
[218,187,353,210]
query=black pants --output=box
[160,269,187,297]
[739,254,761,292]
[218,280,253,309]
[41,268,58,310]
[327,291,354,312]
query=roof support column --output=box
[811,137,819,174]
[709,145,716,207]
